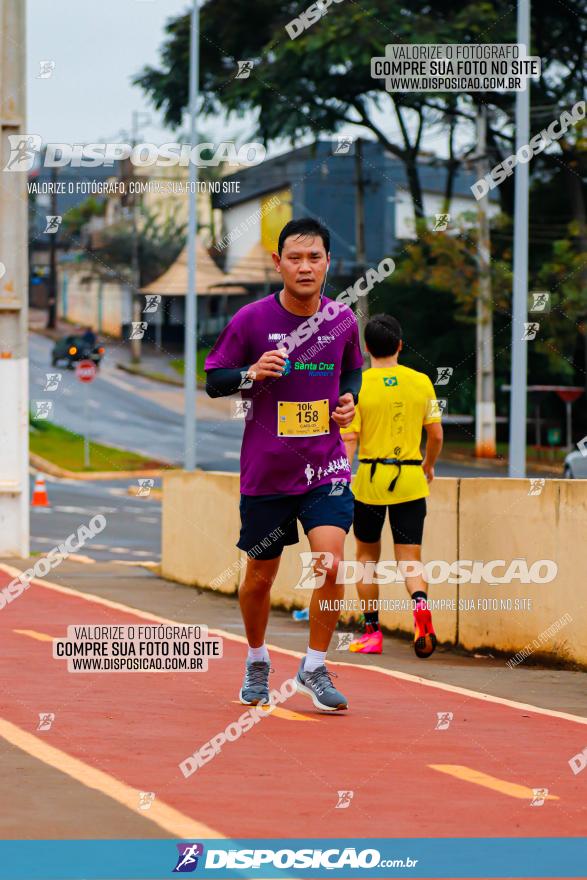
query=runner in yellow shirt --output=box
[341,314,443,657]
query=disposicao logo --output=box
[173,843,204,872]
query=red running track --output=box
[0,568,586,845]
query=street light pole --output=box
[508,0,531,477]
[184,0,199,471]
[475,104,496,458]
[46,164,58,329]
[129,111,150,364]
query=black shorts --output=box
[353,497,427,545]
[238,483,354,560]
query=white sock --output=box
[247,644,269,663]
[304,647,327,672]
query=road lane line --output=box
[429,764,559,800]
[230,701,319,723]
[113,560,159,568]
[2,563,586,726]
[13,629,54,642]
[54,506,118,515]
[0,716,223,838]
[67,554,96,564]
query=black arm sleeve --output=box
[205,367,250,398]
[339,367,362,404]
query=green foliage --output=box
[62,196,105,237]
[29,419,162,472]
[94,207,186,287]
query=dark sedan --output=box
[51,334,104,368]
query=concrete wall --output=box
[59,268,131,337]
[162,470,587,665]
[458,479,587,663]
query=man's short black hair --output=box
[278,217,330,256]
[364,314,402,358]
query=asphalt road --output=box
[30,474,161,563]
[29,332,529,478]
[29,333,244,470]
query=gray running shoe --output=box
[295,658,348,711]
[239,660,271,705]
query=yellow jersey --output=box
[342,365,441,505]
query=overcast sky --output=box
[26,0,454,159]
[27,0,219,145]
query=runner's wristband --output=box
[205,366,252,398]
[339,367,362,404]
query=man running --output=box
[341,314,443,657]
[205,217,363,710]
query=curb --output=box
[442,450,564,476]
[116,362,206,390]
[29,451,170,482]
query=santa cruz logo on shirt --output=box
[294,361,335,376]
[277,359,335,378]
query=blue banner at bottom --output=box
[0,838,584,879]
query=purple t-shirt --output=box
[205,292,363,495]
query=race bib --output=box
[278,399,330,437]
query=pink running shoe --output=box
[348,630,383,654]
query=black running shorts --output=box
[353,497,427,545]
[238,483,354,560]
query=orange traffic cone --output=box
[31,474,50,507]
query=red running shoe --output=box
[413,599,437,658]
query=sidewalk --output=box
[115,341,186,387]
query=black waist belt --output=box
[359,458,423,492]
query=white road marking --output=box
[30,539,111,554]
[223,451,240,459]
[137,516,159,524]
[53,506,118,515]
[121,506,160,515]
[96,372,138,395]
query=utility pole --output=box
[354,137,368,353]
[46,163,58,329]
[509,0,531,477]
[129,110,150,364]
[475,104,496,457]
[184,0,200,471]
[0,0,29,557]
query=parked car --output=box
[563,450,587,478]
[51,334,104,369]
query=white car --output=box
[563,450,587,478]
